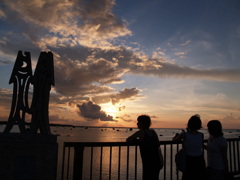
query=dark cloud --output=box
[111,88,140,105]
[119,114,133,122]
[49,92,89,107]
[72,0,131,37]
[91,87,141,105]
[77,101,116,121]
[1,0,131,50]
[130,59,240,82]
[54,56,126,96]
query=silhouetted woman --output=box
[206,120,228,180]
[173,114,206,180]
[126,115,162,180]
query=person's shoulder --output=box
[213,136,227,146]
[218,136,227,144]
[129,130,143,137]
[217,136,226,140]
[150,129,157,133]
[135,129,144,135]
[137,129,147,136]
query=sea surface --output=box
[1,125,239,141]
[1,125,240,180]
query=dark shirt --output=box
[139,130,161,180]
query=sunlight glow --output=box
[102,104,119,119]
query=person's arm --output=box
[201,133,207,150]
[220,144,228,171]
[152,129,161,146]
[172,131,184,142]
[203,144,207,150]
[126,130,143,143]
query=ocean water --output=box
[53,126,240,142]
[1,124,239,141]
[1,125,240,180]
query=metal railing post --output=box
[73,146,84,180]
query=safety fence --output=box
[61,138,240,180]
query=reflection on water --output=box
[81,146,143,180]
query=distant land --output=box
[1,121,238,130]
[0,121,136,129]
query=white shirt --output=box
[207,136,227,170]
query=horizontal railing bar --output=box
[63,138,240,148]
[64,141,139,147]
[63,140,193,147]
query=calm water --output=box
[1,124,239,141]
[53,126,240,142]
[1,125,239,180]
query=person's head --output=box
[207,120,223,137]
[137,115,151,129]
[187,114,202,131]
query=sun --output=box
[102,103,119,118]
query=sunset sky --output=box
[0,0,240,129]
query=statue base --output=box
[0,133,58,180]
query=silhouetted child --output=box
[173,114,206,180]
[206,120,229,180]
[126,115,162,180]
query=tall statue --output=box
[3,51,55,134]
[3,51,32,133]
[29,52,54,134]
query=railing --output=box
[61,138,240,180]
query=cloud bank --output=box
[1,0,131,50]
[0,0,239,124]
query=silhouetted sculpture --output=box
[1,51,57,180]
[4,51,32,133]
[3,51,54,134]
[29,52,54,134]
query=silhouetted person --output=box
[173,114,206,180]
[205,120,228,180]
[126,115,162,180]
